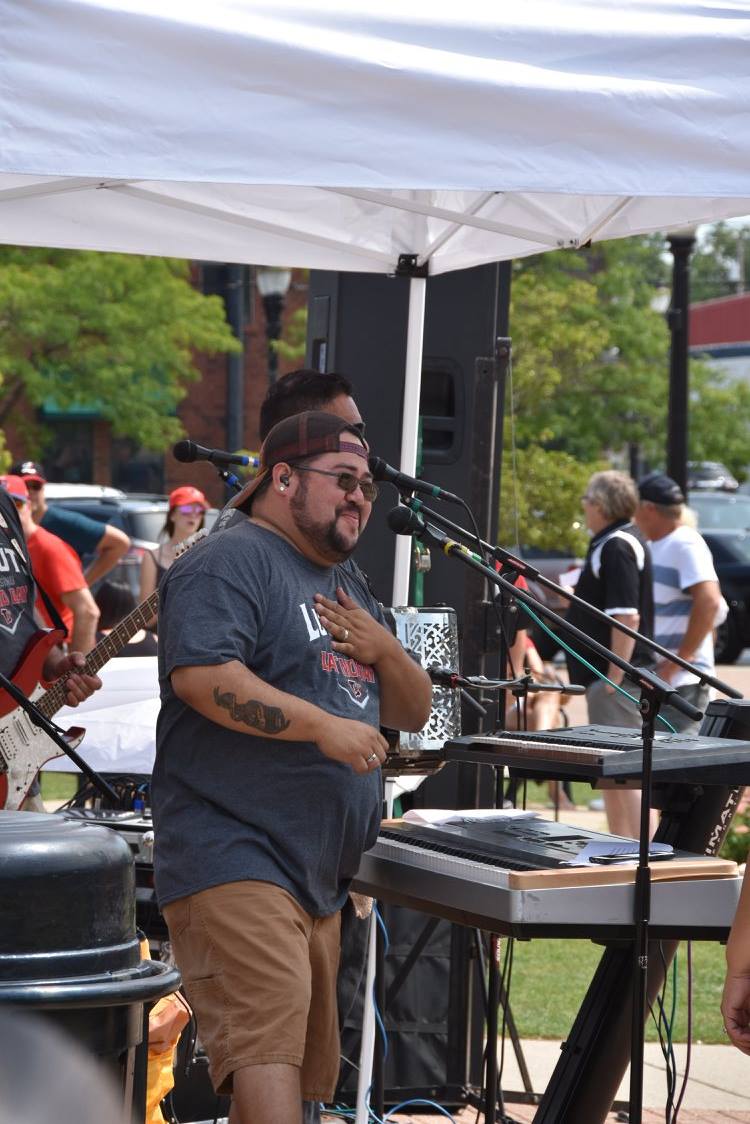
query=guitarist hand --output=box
[43,650,102,706]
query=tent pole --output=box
[391,275,426,606]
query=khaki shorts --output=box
[162,881,342,1100]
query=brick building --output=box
[689,291,750,385]
[4,264,309,508]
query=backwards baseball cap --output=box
[169,485,208,510]
[0,475,30,502]
[638,471,685,506]
[10,460,46,485]
[233,410,369,513]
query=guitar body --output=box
[0,529,205,811]
[0,628,68,811]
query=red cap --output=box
[0,475,30,502]
[169,485,208,509]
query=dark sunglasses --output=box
[25,480,43,491]
[292,466,378,502]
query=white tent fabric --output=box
[3,0,750,274]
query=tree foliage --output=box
[502,231,750,549]
[0,248,239,457]
[691,221,750,302]
[499,446,599,554]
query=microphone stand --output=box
[405,497,740,699]
[390,505,720,1124]
[0,668,120,807]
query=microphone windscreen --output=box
[172,440,196,463]
[368,455,388,480]
[387,505,420,535]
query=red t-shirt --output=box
[26,525,86,636]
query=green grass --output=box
[40,772,78,803]
[507,938,727,1043]
[503,782,729,1044]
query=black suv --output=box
[701,530,750,664]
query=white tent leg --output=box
[391,275,426,607]
[354,906,378,1124]
[354,782,396,1123]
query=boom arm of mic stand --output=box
[418,528,702,723]
[0,670,121,806]
[407,499,741,701]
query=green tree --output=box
[274,306,307,363]
[0,248,239,457]
[501,237,669,546]
[499,446,599,553]
[501,231,750,548]
[691,222,750,302]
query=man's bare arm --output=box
[171,662,388,773]
[84,524,131,586]
[372,633,433,732]
[60,587,100,654]
[605,611,639,689]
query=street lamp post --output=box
[666,228,697,495]
[256,266,292,384]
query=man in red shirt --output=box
[3,476,100,654]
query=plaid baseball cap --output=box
[10,460,46,484]
[638,471,685,505]
[233,410,369,513]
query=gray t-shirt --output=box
[151,520,384,917]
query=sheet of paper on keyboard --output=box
[402,808,540,826]
[562,840,674,866]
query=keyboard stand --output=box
[365,912,534,1124]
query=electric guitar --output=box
[0,530,206,810]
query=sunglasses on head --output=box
[291,466,378,502]
[175,503,204,515]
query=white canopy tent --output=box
[4,0,750,599]
[7,6,750,1113]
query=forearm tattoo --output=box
[213,688,291,734]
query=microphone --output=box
[387,505,453,550]
[369,456,461,503]
[173,440,252,468]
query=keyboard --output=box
[444,724,750,784]
[352,818,740,939]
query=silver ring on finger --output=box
[366,751,378,764]
[341,628,349,642]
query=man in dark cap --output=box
[11,460,130,586]
[151,411,431,1124]
[636,471,723,732]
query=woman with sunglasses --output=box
[139,485,208,629]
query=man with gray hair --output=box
[635,471,722,732]
[564,470,655,838]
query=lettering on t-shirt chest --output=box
[299,600,325,641]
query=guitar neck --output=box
[37,589,160,719]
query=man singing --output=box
[151,411,431,1124]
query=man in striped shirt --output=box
[636,472,722,733]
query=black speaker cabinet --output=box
[308,265,512,1099]
[307,265,509,658]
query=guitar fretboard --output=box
[37,589,160,718]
